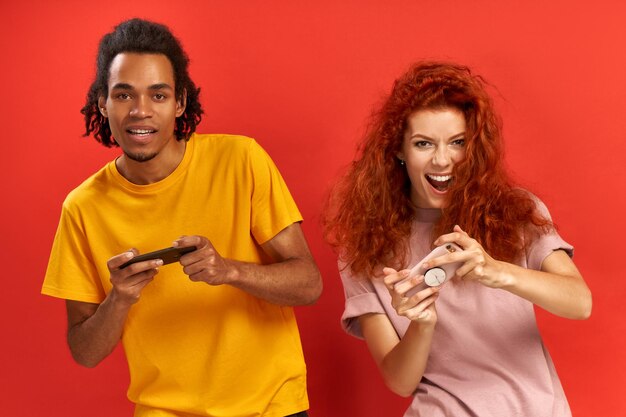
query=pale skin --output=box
[358,108,592,397]
[66,52,322,367]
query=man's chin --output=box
[124,151,158,163]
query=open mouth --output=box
[127,128,157,137]
[426,174,452,192]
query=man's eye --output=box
[116,93,131,100]
[154,94,166,100]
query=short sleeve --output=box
[339,262,386,339]
[248,140,303,244]
[41,201,105,303]
[525,197,574,271]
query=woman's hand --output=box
[359,267,443,396]
[432,226,591,319]
[431,225,510,288]
[382,267,439,324]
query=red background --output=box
[1,1,624,416]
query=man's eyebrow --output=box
[148,83,174,91]
[110,82,134,90]
[110,83,174,90]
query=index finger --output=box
[382,268,410,287]
[107,249,137,271]
[434,225,475,247]
[173,235,209,250]
[423,250,466,270]
[433,231,463,246]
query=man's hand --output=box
[65,249,163,368]
[107,249,163,305]
[66,249,162,368]
[173,236,238,286]
[173,224,322,306]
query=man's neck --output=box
[116,139,187,185]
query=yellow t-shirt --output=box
[42,134,308,417]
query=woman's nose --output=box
[432,146,451,167]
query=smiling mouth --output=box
[426,174,452,192]
[127,128,157,137]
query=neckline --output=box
[413,205,443,223]
[107,134,195,193]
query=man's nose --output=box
[129,96,153,118]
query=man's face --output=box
[99,53,185,163]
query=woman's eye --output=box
[414,141,431,148]
[451,138,465,146]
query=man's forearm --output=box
[225,256,322,306]
[66,294,131,367]
[176,224,323,306]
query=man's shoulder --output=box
[191,133,270,165]
[192,133,256,150]
[63,163,113,210]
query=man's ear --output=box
[97,96,107,118]
[176,89,187,117]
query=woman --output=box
[323,62,591,416]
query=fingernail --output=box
[155,259,164,266]
[172,241,179,247]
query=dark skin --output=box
[67,224,321,368]
[66,53,322,367]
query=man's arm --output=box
[66,252,162,367]
[175,222,322,306]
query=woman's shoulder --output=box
[509,187,554,220]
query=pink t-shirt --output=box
[340,202,573,417]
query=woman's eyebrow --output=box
[409,132,466,140]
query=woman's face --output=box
[398,107,467,209]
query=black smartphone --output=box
[119,246,197,269]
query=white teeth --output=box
[427,174,451,182]
[128,129,154,134]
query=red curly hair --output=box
[323,61,552,278]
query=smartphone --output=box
[119,246,197,269]
[396,243,463,297]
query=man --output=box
[42,18,322,417]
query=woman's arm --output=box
[432,225,592,320]
[359,268,439,397]
[496,249,591,319]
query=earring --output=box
[398,159,405,166]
